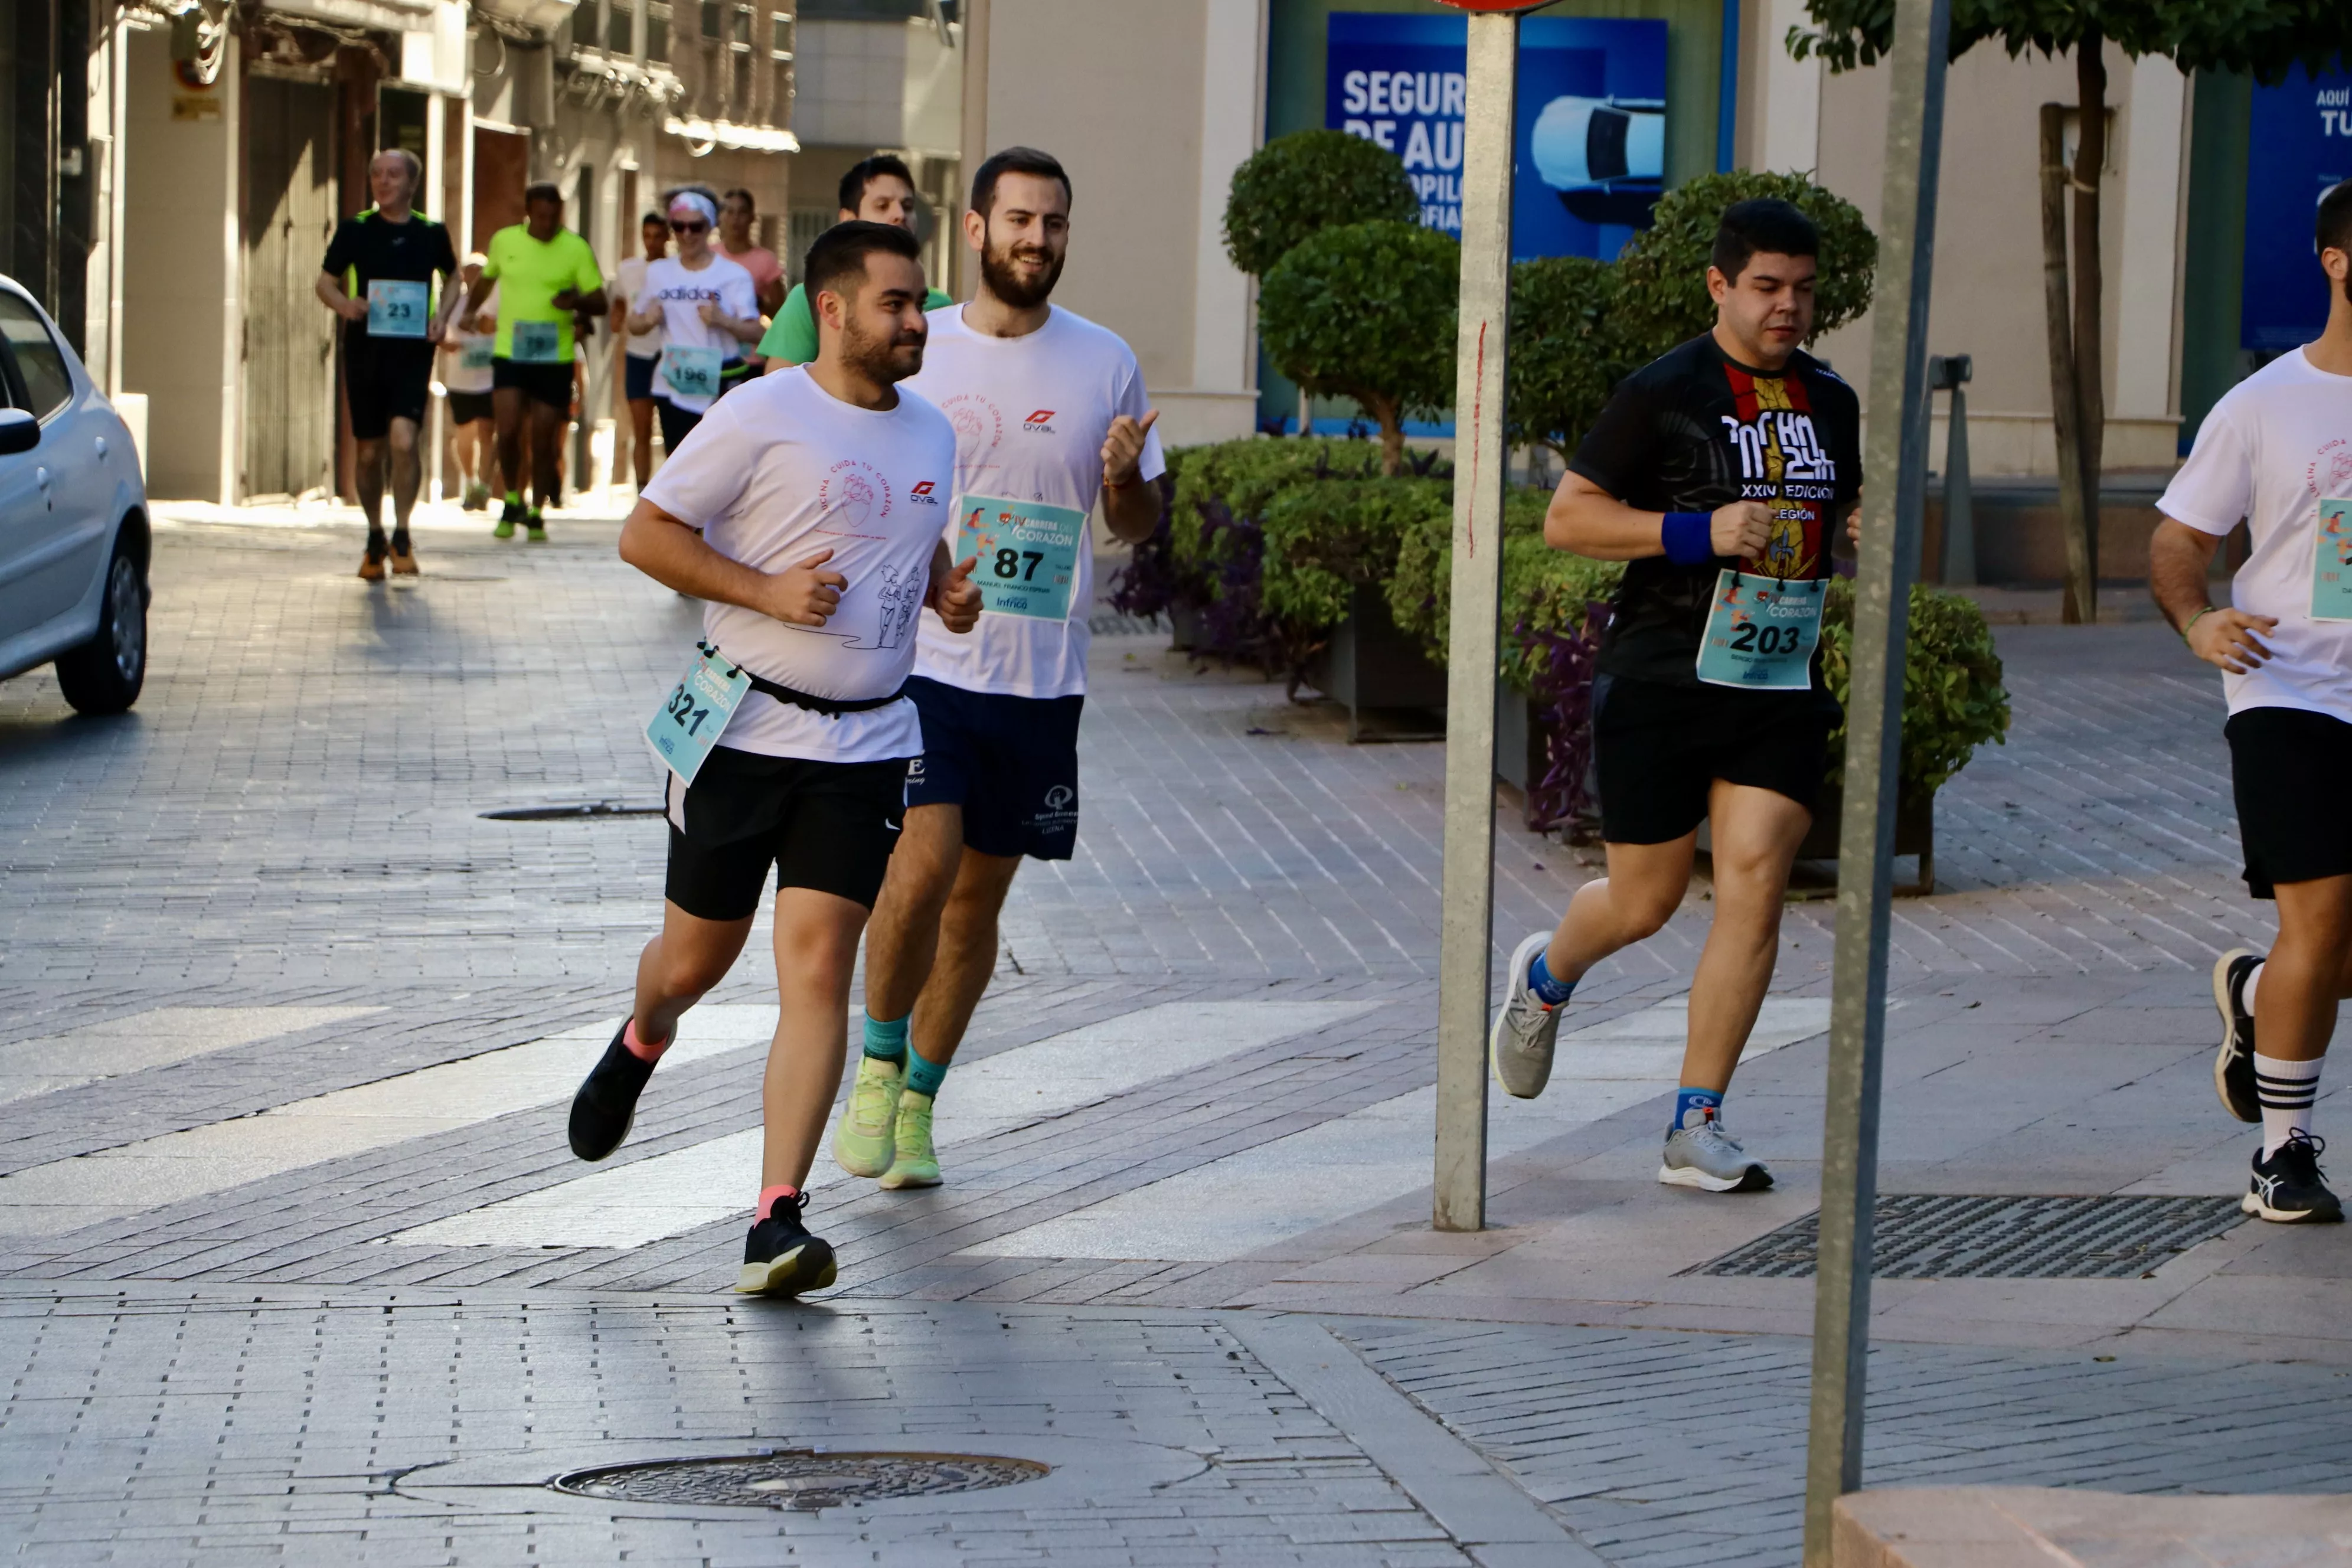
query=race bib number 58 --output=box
[953,494,1087,621]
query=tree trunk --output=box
[2039,103,2095,624]
[2072,35,2107,592]
[1369,394,1405,476]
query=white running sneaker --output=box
[1659,1115,1773,1193]
[1489,930,1566,1099]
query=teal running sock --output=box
[906,1050,948,1099]
[861,1011,909,1064]
[1672,1086,1722,1133]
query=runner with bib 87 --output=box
[1489,198,1864,1195]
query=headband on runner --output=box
[668,191,720,226]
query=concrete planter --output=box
[1299,587,1447,742]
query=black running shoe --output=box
[567,1021,656,1162]
[737,1191,837,1296]
[2213,948,2262,1123]
[2244,1131,2344,1223]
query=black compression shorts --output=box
[1593,675,1838,845]
[662,746,910,920]
[344,336,435,439]
[492,356,574,411]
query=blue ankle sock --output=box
[1672,1087,1722,1133]
[1527,948,1576,1007]
[861,1011,909,1064]
[906,1051,948,1099]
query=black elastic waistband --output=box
[707,643,903,718]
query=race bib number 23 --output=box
[954,494,1087,621]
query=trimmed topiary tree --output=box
[1612,169,1877,364]
[1505,254,1626,468]
[1258,220,1460,477]
[1222,128,1419,279]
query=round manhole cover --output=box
[551,1451,1052,1511]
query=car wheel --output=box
[54,538,148,715]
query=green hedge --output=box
[1819,581,2011,795]
[1387,490,1625,693]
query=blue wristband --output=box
[1661,512,1714,566]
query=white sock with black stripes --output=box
[2255,1052,2323,1159]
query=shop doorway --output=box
[241,73,337,501]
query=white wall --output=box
[120,26,236,501]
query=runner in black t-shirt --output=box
[1489,197,1863,1194]
[316,149,458,579]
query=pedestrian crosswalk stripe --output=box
[0,1007,384,1108]
[976,997,1838,1262]
[0,1007,781,1239]
[384,999,1385,1250]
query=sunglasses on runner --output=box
[671,219,709,234]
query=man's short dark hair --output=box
[804,220,923,313]
[970,146,1071,218]
[722,187,755,211]
[524,181,562,206]
[2320,179,2352,259]
[838,155,916,215]
[641,210,669,228]
[1711,198,1819,283]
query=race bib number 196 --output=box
[645,645,749,785]
[1694,570,1825,691]
[954,494,1087,621]
[2312,499,2352,622]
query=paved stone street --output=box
[2,506,2347,1564]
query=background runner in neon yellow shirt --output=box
[464,182,608,537]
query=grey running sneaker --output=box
[1489,930,1566,1099]
[2213,948,2262,1123]
[1659,1115,1773,1193]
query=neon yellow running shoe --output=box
[879,1090,940,1190]
[832,1054,903,1178]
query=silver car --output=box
[0,274,148,714]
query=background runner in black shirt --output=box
[315,149,458,578]
[1488,198,1863,1198]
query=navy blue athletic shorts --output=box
[903,675,1083,860]
[624,352,657,401]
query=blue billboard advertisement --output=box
[1325,11,1670,264]
[2241,63,2351,352]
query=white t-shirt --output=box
[904,303,1165,699]
[639,367,958,764]
[641,254,758,413]
[2159,346,2352,725]
[439,283,496,396]
[616,255,664,359]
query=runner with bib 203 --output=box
[1489,198,1863,1195]
[831,146,1165,1194]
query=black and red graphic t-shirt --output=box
[1569,333,1863,688]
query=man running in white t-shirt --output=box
[564,221,982,1296]
[828,146,1164,1191]
[2152,179,2352,1224]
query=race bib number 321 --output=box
[645,645,749,785]
[953,494,1087,621]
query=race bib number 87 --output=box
[2312,499,2352,622]
[953,494,1087,621]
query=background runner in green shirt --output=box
[760,154,953,371]
[463,182,608,537]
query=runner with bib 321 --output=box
[1488,198,1862,1195]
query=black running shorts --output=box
[492,355,575,411]
[1593,675,1838,845]
[446,388,494,426]
[2225,704,2352,899]
[663,746,910,920]
[344,335,435,439]
[902,675,1083,860]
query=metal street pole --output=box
[1801,0,1951,1559]
[1432,8,1517,1232]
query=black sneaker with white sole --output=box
[2212,948,2262,1123]
[737,1191,837,1296]
[2245,1130,2344,1223]
[567,1021,656,1162]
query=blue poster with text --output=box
[1326,11,1670,263]
[2241,63,2351,352]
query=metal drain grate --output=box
[479,801,665,821]
[1691,1194,2246,1280]
[552,1451,1051,1511]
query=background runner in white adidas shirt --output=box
[570,221,981,1299]
[832,146,1165,1194]
[2150,177,2352,1224]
